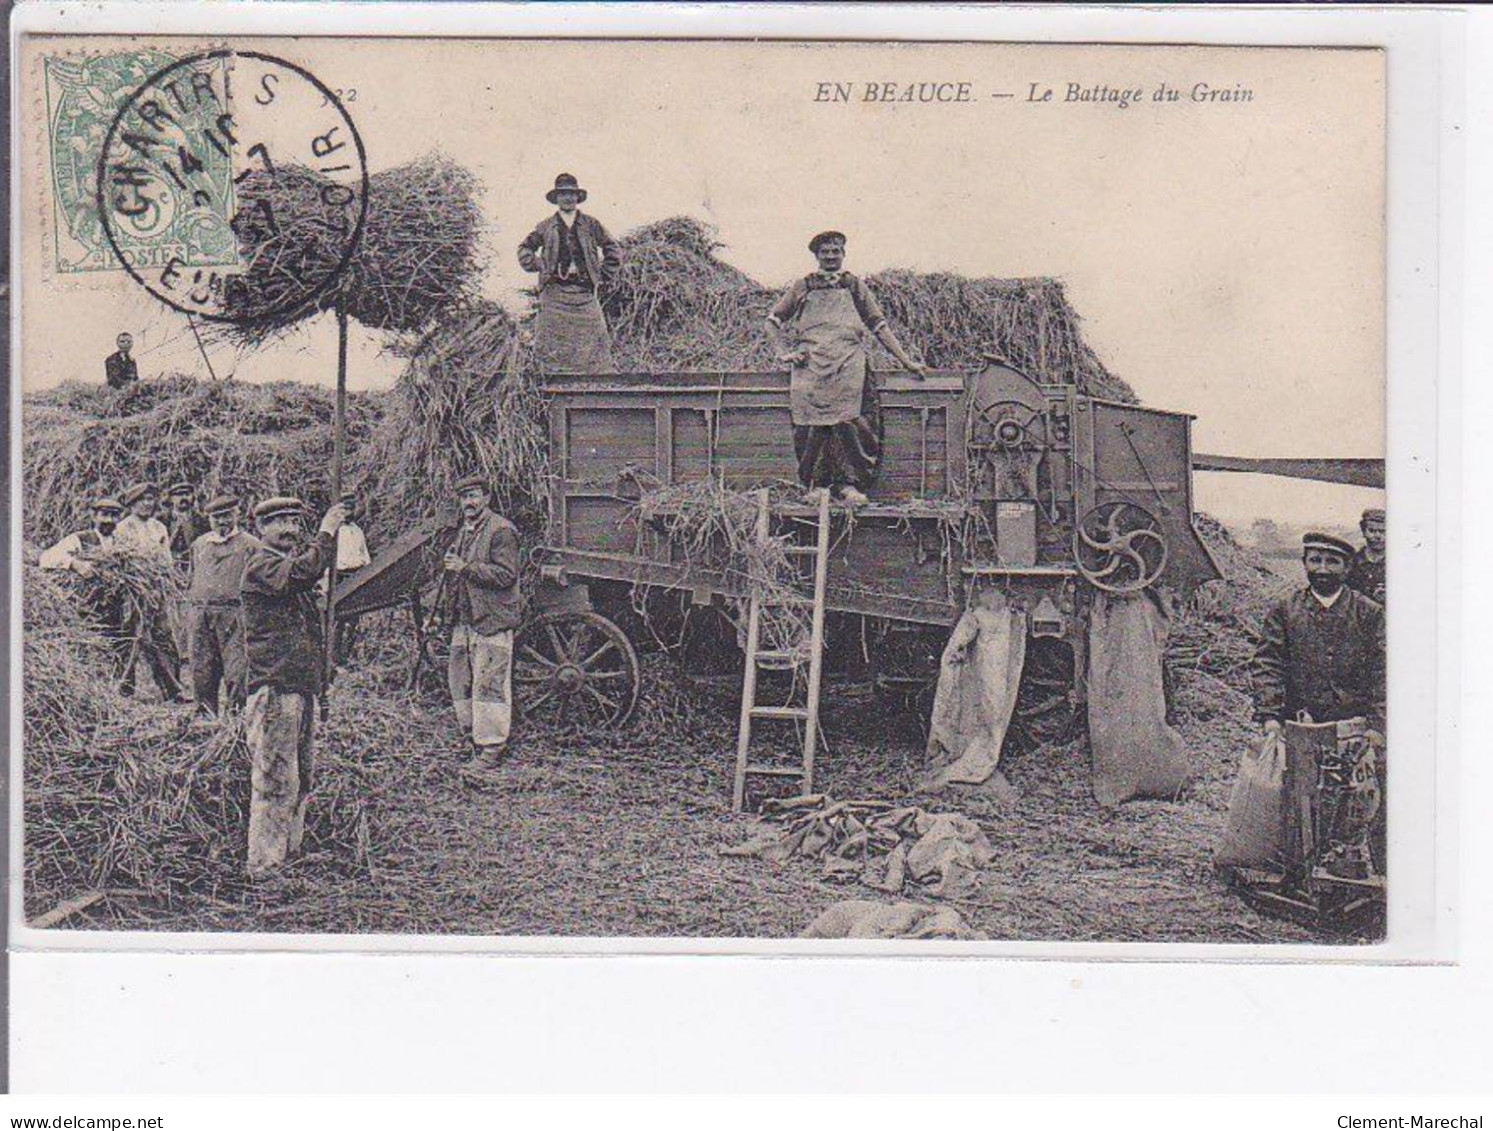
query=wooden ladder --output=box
[732,487,832,811]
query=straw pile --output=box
[22,377,384,548]
[21,563,456,925]
[1167,514,1291,724]
[218,154,485,345]
[604,217,1137,402]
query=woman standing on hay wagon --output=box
[517,172,622,375]
[765,230,928,507]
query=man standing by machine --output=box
[517,172,623,374]
[186,495,260,718]
[1253,531,1385,738]
[1346,507,1386,606]
[764,230,927,507]
[240,495,345,877]
[1251,531,1386,881]
[443,473,522,775]
[331,487,373,663]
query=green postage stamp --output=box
[43,49,239,274]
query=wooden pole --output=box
[322,298,349,717]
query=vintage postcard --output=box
[10,26,1401,952]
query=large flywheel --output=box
[514,610,640,729]
[1074,501,1168,594]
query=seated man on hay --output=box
[764,230,927,507]
[239,495,345,878]
[517,172,622,375]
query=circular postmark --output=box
[95,49,368,324]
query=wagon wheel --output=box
[1074,501,1168,594]
[515,610,640,729]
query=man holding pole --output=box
[239,495,345,877]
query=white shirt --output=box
[557,208,578,228]
[337,522,371,571]
[115,514,171,564]
[1309,586,1345,609]
[39,529,114,572]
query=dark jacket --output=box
[1252,587,1385,730]
[445,510,522,635]
[1346,548,1386,606]
[517,212,622,292]
[170,513,209,560]
[240,532,334,695]
[105,350,138,389]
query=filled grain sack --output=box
[1214,731,1288,869]
[922,590,1026,791]
[1087,591,1192,805]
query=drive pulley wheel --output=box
[1074,501,1168,594]
[515,610,640,729]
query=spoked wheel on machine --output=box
[514,610,640,729]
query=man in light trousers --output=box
[239,495,344,878]
[444,473,522,774]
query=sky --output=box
[19,37,1386,529]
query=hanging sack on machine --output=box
[1086,591,1193,805]
[923,590,1027,791]
[1214,731,1288,869]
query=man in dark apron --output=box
[764,230,927,506]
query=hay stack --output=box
[604,217,1137,401]
[218,154,484,345]
[22,377,384,548]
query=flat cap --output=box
[91,497,124,514]
[1302,531,1355,558]
[253,496,304,523]
[808,230,847,254]
[1360,508,1385,524]
[452,472,488,495]
[120,482,157,505]
[205,494,239,515]
[339,487,358,503]
[167,482,195,498]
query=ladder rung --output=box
[782,545,820,557]
[750,705,810,720]
[744,765,807,778]
[760,594,812,607]
[755,649,804,667]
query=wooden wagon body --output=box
[530,361,1221,631]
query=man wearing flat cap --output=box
[113,482,188,700]
[1347,507,1386,606]
[1252,531,1385,739]
[443,473,522,773]
[186,495,260,718]
[40,497,137,690]
[239,495,345,876]
[517,173,623,374]
[167,482,208,565]
[765,230,927,507]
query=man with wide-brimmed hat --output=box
[517,172,622,374]
[113,481,188,700]
[764,229,927,507]
[239,494,345,876]
[40,497,138,689]
[186,494,260,717]
[1252,531,1385,737]
[443,472,522,773]
[1346,507,1386,606]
